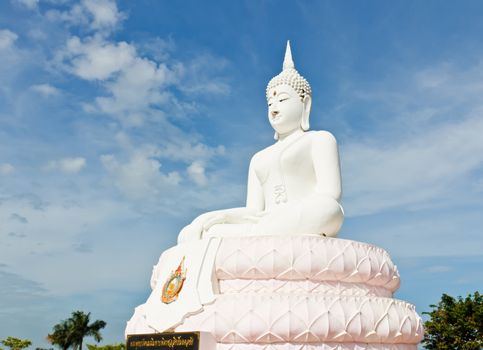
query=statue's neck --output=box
[277,128,304,142]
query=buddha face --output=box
[267,84,311,138]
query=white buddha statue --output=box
[178,41,343,243]
[127,44,423,346]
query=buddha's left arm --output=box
[311,131,342,202]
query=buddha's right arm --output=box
[177,207,260,243]
[197,153,265,229]
[177,156,265,244]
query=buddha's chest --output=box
[256,136,315,205]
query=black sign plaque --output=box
[126,332,200,350]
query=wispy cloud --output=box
[81,0,125,30]
[175,53,231,96]
[0,163,15,174]
[59,35,137,81]
[44,157,87,173]
[44,1,235,212]
[187,161,207,186]
[425,265,452,273]
[30,83,61,97]
[341,61,483,216]
[0,193,151,293]
[343,113,483,215]
[11,0,39,11]
[45,0,125,33]
[100,150,181,201]
[0,29,18,50]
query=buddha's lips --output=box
[270,114,283,122]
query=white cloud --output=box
[415,64,450,89]
[100,150,180,201]
[94,55,175,118]
[0,195,146,294]
[59,157,86,173]
[56,26,230,128]
[187,161,207,186]
[138,37,176,62]
[42,0,232,212]
[93,130,234,213]
[12,0,39,10]
[45,0,124,32]
[60,35,136,80]
[58,35,180,127]
[0,29,18,50]
[0,163,15,175]
[175,54,231,96]
[82,0,124,30]
[31,83,61,97]
[425,265,452,273]
[0,29,38,89]
[46,3,87,27]
[158,141,225,163]
[45,157,87,173]
[343,114,483,215]
[27,29,47,40]
[57,34,179,127]
[341,61,483,217]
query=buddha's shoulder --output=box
[307,130,337,144]
[250,144,275,166]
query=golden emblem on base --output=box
[161,256,187,304]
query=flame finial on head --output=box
[266,40,312,101]
[283,40,295,70]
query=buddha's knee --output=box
[178,210,223,243]
[177,223,201,244]
[300,195,344,237]
[203,223,254,238]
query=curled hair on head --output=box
[266,41,312,101]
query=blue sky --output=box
[1,0,482,347]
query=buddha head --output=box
[266,41,312,139]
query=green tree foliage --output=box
[86,343,125,350]
[423,291,482,349]
[48,320,73,350]
[68,311,106,350]
[0,337,32,350]
[48,311,106,350]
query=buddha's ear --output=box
[301,95,312,131]
[273,131,279,140]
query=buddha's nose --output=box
[271,110,279,118]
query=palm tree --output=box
[48,320,73,350]
[48,311,106,350]
[69,311,106,350]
